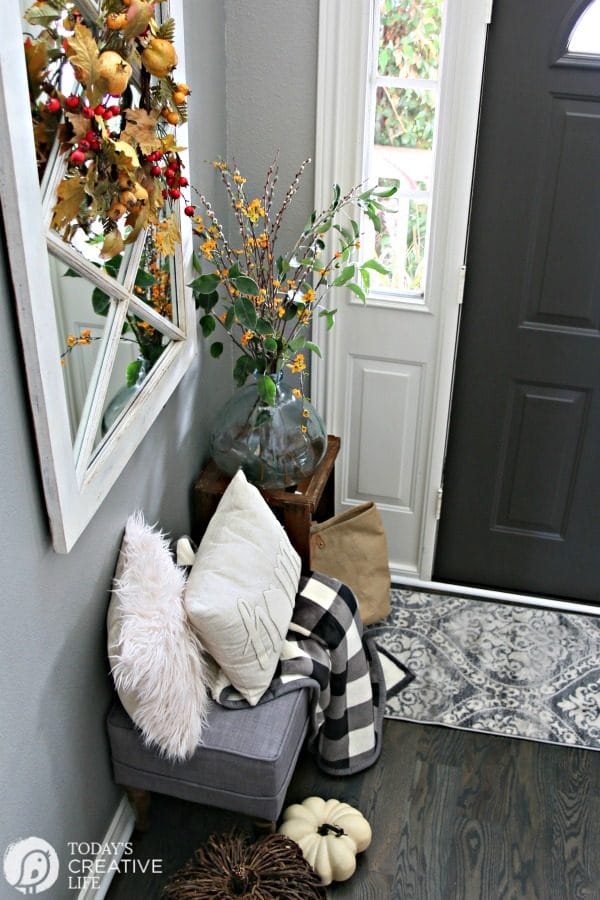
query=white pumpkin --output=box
[278,796,372,885]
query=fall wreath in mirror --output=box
[23,0,195,419]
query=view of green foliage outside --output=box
[374,0,443,290]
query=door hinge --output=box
[484,0,494,24]
[435,487,444,521]
[457,265,467,305]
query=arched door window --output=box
[568,0,600,54]
[555,0,600,66]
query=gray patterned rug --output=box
[371,588,600,751]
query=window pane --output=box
[373,142,433,194]
[378,0,442,79]
[568,0,600,54]
[375,86,437,150]
[370,189,428,292]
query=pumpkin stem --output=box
[317,823,345,837]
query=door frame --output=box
[313,0,492,580]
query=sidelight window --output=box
[365,0,444,297]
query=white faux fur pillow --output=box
[184,469,301,706]
[107,512,209,762]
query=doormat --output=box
[368,588,600,751]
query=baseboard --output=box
[390,573,600,617]
[77,795,136,900]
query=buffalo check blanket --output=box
[216,572,410,775]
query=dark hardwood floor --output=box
[106,719,600,899]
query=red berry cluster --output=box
[45,95,122,167]
[146,151,193,209]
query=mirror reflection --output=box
[5,0,195,551]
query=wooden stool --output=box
[193,436,340,572]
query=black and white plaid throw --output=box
[216,572,409,775]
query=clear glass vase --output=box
[210,375,328,489]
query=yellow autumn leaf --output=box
[24,38,49,92]
[51,177,86,232]
[160,133,187,154]
[112,140,141,169]
[101,229,124,259]
[154,213,180,256]
[64,111,89,145]
[122,109,163,156]
[125,205,150,245]
[65,24,100,102]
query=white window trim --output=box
[313,0,491,578]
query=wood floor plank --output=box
[550,749,600,899]
[106,721,600,900]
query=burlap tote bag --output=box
[309,502,391,625]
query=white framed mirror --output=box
[0,0,197,552]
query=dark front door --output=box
[434,0,600,602]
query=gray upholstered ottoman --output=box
[107,688,310,826]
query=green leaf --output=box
[288,336,307,352]
[195,290,219,313]
[192,251,203,273]
[62,267,81,278]
[24,4,61,26]
[200,315,216,337]
[223,306,235,331]
[228,262,241,279]
[365,203,382,232]
[257,373,277,406]
[362,259,389,275]
[234,297,258,331]
[305,340,322,358]
[334,223,355,245]
[255,317,273,336]
[347,282,366,302]
[264,337,278,352]
[318,308,337,331]
[350,219,360,238]
[360,266,371,291]
[332,183,341,206]
[372,184,398,198]
[189,273,220,294]
[103,255,122,278]
[92,287,111,316]
[126,358,143,388]
[135,268,156,287]
[233,354,254,387]
[210,341,223,358]
[276,256,289,276]
[333,265,355,287]
[231,275,260,296]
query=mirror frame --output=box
[0,0,197,552]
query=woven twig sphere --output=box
[162,831,326,899]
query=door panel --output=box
[435,0,600,601]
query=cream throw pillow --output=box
[107,512,209,762]
[184,468,301,706]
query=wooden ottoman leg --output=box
[124,786,152,832]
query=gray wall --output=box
[224,0,319,252]
[0,3,228,897]
[1,2,318,896]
